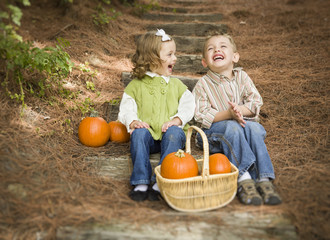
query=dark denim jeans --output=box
[130,126,186,186]
[197,120,275,180]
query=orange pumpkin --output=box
[209,153,232,174]
[161,149,198,179]
[109,121,130,143]
[78,117,110,147]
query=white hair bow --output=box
[155,29,171,42]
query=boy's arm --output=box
[213,109,232,122]
[193,82,222,129]
[241,72,263,118]
[193,81,245,128]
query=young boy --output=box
[192,33,281,205]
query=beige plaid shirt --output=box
[192,68,263,129]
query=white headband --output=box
[155,29,171,42]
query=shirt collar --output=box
[207,67,242,82]
[146,71,170,83]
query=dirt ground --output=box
[0,0,329,239]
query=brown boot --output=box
[237,179,262,206]
[256,181,282,205]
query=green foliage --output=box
[86,81,95,91]
[78,97,95,115]
[130,0,160,16]
[0,2,74,110]
[101,0,111,4]
[60,0,74,4]
[0,0,106,117]
[108,98,121,105]
[92,3,122,26]
[0,36,74,107]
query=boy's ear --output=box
[233,52,240,63]
[202,58,208,68]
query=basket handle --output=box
[185,125,210,178]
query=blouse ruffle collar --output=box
[146,71,170,84]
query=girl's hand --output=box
[161,117,182,132]
[228,101,246,127]
[129,120,149,134]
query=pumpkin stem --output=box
[175,149,185,158]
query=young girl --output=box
[118,29,195,202]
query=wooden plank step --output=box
[79,155,297,240]
[121,72,200,92]
[52,211,298,240]
[53,152,299,240]
[146,23,228,37]
[158,6,217,13]
[176,54,205,74]
[173,36,205,55]
[142,12,223,22]
[161,0,205,5]
[173,36,204,53]
[84,153,203,180]
[134,34,204,54]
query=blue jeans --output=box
[197,120,275,180]
[130,126,186,186]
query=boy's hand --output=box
[228,101,246,127]
[162,117,182,132]
[129,120,150,134]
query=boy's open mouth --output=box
[168,64,174,71]
[213,54,224,61]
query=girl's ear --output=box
[202,58,208,68]
[233,52,240,63]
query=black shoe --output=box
[148,187,161,201]
[129,189,148,202]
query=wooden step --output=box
[143,12,223,22]
[121,72,200,91]
[134,34,204,54]
[174,36,204,54]
[57,154,298,240]
[158,6,217,13]
[53,209,297,240]
[161,0,205,5]
[176,54,205,74]
[146,22,228,37]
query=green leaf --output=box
[0,11,9,19]
[22,0,31,6]
[8,5,23,26]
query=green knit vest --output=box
[124,75,189,140]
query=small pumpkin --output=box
[209,153,232,174]
[109,121,130,143]
[161,149,198,179]
[78,117,110,147]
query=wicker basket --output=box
[154,125,238,212]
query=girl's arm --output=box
[118,93,141,133]
[163,89,195,132]
[173,89,195,126]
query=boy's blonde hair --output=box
[131,31,172,79]
[202,32,237,58]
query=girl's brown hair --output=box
[131,31,172,79]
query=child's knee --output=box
[164,126,185,142]
[224,121,242,135]
[245,122,266,136]
[131,128,150,141]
